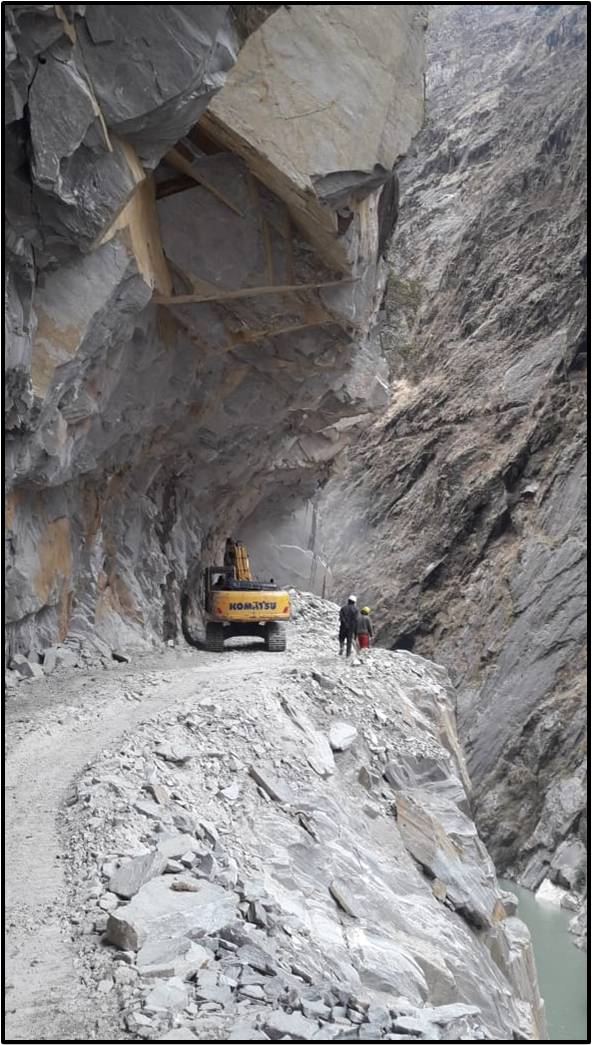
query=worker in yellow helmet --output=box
[357,606,374,651]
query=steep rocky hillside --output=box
[313,2,587,897]
[4,3,426,659]
[5,594,545,1041]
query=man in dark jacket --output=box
[339,595,360,658]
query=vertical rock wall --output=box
[309,3,587,894]
[4,4,428,660]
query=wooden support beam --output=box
[164,148,243,217]
[229,316,334,345]
[154,278,357,306]
[164,257,195,294]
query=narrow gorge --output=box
[4,4,588,1043]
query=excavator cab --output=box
[203,539,290,652]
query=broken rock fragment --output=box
[329,721,358,752]
[137,937,211,980]
[264,1009,319,1041]
[157,833,203,861]
[109,851,167,899]
[10,654,43,679]
[106,876,238,950]
[144,975,188,1013]
[155,741,193,764]
[249,763,294,804]
[329,878,359,918]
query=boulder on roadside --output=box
[144,975,188,1013]
[109,851,167,899]
[137,937,211,979]
[10,654,43,680]
[106,876,238,950]
[155,741,193,764]
[329,721,357,752]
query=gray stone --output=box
[157,834,203,860]
[421,1003,481,1026]
[499,890,519,917]
[135,798,168,821]
[264,1009,319,1041]
[155,741,193,764]
[359,1029,392,1042]
[392,1014,437,1036]
[249,764,294,805]
[358,766,379,790]
[148,783,170,805]
[394,791,503,929]
[111,648,131,663]
[307,732,337,778]
[329,722,358,752]
[98,891,119,912]
[329,878,359,918]
[137,937,211,980]
[10,654,43,680]
[519,853,550,892]
[239,983,266,1000]
[42,646,59,674]
[106,876,238,951]
[195,968,233,1007]
[109,851,167,899]
[312,671,337,692]
[144,976,188,1013]
[114,965,138,986]
[302,999,332,1021]
[549,838,587,891]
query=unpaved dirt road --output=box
[4,644,296,1042]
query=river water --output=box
[499,880,589,1042]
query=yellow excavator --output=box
[203,538,290,652]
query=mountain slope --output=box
[316,3,587,893]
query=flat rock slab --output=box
[329,878,359,918]
[422,1003,481,1025]
[137,937,211,979]
[144,976,188,1013]
[249,764,294,804]
[312,671,337,691]
[264,1009,319,1041]
[106,876,238,951]
[329,721,357,752]
[157,833,203,860]
[155,741,193,764]
[307,732,336,778]
[109,850,167,899]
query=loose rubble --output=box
[57,593,545,1041]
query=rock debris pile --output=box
[60,594,544,1041]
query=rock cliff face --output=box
[4,3,427,658]
[310,3,587,903]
